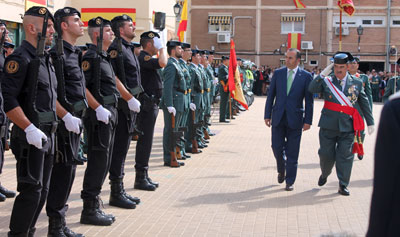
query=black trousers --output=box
[81,107,117,200]
[46,121,81,218]
[135,103,159,171]
[109,109,136,181]
[9,127,55,234]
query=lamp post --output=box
[173,1,182,38]
[357,25,364,53]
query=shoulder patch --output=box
[82,60,90,72]
[109,50,118,59]
[144,55,151,61]
[5,60,19,74]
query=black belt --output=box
[39,121,58,134]
[102,95,118,107]
[37,111,57,124]
[176,88,187,95]
[71,100,88,113]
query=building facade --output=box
[189,0,400,72]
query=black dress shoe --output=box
[0,184,16,198]
[209,132,216,136]
[318,175,327,186]
[357,155,363,160]
[0,192,5,202]
[163,161,185,167]
[338,185,350,196]
[183,154,191,159]
[285,184,294,191]
[277,172,285,184]
[219,120,230,123]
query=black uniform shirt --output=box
[82,44,119,98]
[138,50,162,98]
[2,40,57,116]
[50,40,86,104]
[0,50,5,73]
[0,50,6,123]
[108,38,141,89]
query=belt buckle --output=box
[201,90,204,94]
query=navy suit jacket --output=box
[264,67,314,129]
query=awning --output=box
[208,16,232,25]
[281,16,305,22]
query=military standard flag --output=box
[228,39,248,110]
[293,0,306,9]
[337,0,355,16]
[81,8,136,27]
[177,0,188,42]
[287,33,302,50]
[25,0,46,10]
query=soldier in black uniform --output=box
[0,20,17,202]
[2,7,57,236]
[107,14,142,207]
[45,7,86,237]
[135,31,167,189]
[80,17,119,226]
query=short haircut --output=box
[287,48,301,60]
[167,45,178,56]
[111,20,127,36]
[140,38,152,49]
[88,26,99,41]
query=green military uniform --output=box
[218,62,229,122]
[207,64,216,104]
[179,58,191,156]
[382,76,400,103]
[309,56,374,192]
[370,75,381,102]
[199,64,212,133]
[161,56,186,166]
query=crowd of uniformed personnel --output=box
[0,6,257,237]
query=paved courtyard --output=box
[0,97,383,236]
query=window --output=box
[391,16,400,27]
[208,15,232,33]
[333,16,385,27]
[281,15,305,34]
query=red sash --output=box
[323,101,365,155]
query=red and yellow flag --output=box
[177,0,188,42]
[25,0,46,10]
[287,33,301,50]
[81,8,136,27]
[228,39,248,110]
[293,0,306,9]
[337,0,355,16]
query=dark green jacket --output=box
[218,64,229,91]
[179,58,191,108]
[188,63,204,109]
[160,57,186,112]
[383,77,400,103]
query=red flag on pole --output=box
[337,0,355,16]
[293,0,306,9]
[287,33,302,50]
[228,39,248,110]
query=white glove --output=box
[153,37,164,50]
[62,112,81,134]
[226,75,229,79]
[368,125,374,135]
[128,97,141,113]
[189,103,196,111]
[167,106,176,116]
[24,124,47,149]
[320,63,334,77]
[213,78,218,85]
[95,105,111,124]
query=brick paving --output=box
[0,97,382,236]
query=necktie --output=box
[339,79,344,91]
[287,70,294,95]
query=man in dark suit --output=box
[264,48,314,191]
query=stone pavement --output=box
[0,97,382,236]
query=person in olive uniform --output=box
[107,14,142,207]
[199,50,212,141]
[383,58,400,102]
[45,7,86,237]
[207,51,218,107]
[135,31,167,188]
[370,70,381,102]
[367,91,400,237]
[2,7,57,236]
[218,56,230,122]
[80,17,119,226]
[161,41,186,167]
[309,52,374,196]
[348,57,373,161]
[0,20,16,202]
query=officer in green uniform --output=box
[218,56,230,122]
[348,57,373,160]
[205,51,217,136]
[199,50,212,142]
[179,42,195,158]
[370,70,381,102]
[383,58,400,102]
[207,51,218,106]
[309,52,374,196]
[160,41,186,167]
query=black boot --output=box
[0,192,5,202]
[134,170,156,191]
[109,180,136,209]
[123,192,141,205]
[8,231,28,237]
[61,217,84,237]
[48,217,67,237]
[145,170,159,188]
[0,183,16,198]
[80,198,114,226]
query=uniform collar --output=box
[170,57,179,63]
[63,40,79,53]
[21,40,37,58]
[87,43,107,57]
[179,58,187,64]
[190,62,198,68]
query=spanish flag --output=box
[293,0,306,9]
[287,33,301,50]
[228,39,248,110]
[25,0,46,10]
[337,0,355,16]
[81,8,136,27]
[177,0,188,42]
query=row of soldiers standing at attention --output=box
[0,5,247,236]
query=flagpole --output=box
[229,92,232,121]
[339,9,342,51]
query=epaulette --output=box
[389,91,400,101]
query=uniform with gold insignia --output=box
[218,57,230,122]
[371,75,381,102]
